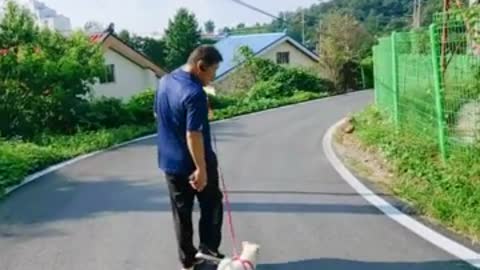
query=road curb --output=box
[323,118,480,268]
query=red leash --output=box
[217,162,240,257]
[213,132,255,270]
[210,100,254,270]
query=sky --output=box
[38,0,321,36]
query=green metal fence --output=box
[373,10,480,160]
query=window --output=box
[100,64,115,84]
[276,52,290,64]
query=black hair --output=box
[187,45,223,69]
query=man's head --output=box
[186,45,223,86]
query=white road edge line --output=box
[5,95,336,197]
[323,118,480,268]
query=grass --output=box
[351,105,480,242]
[0,91,329,197]
[0,125,155,196]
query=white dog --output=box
[217,241,260,270]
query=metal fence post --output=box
[391,32,400,127]
[429,24,448,161]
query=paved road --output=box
[0,91,475,270]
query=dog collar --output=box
[233,256,255,270]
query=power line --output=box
[228,0,283,22]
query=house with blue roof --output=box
[212,32,319,93]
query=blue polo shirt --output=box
[154,68,216,175]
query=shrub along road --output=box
[0,91,475,270]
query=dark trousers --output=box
[165,162,223,268]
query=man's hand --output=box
[186,130,207,192]
[189,168,207,192]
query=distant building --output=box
[0,0,72,34]
[89,31,166,100]
[201,33,225,42]
[212,32,319,93]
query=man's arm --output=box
[186,131,206,174]
[184,90,208,190]
[153,80,161,120]
[153,92,158,119]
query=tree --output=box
[221,26,231,34]
[116,29,166,68]
[316,11,373,91]
[164,8,201,70]
[118,29,131,43]
[204,20,215,33]
[139,37,166,68]
[0,0,38,47]
[0,1,105,138]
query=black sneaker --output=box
[194,257,206,265]
[182,258,205,270]
[195,248,225,262]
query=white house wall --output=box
[92,49,157,100]
[261,41,317,69]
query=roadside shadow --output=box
[197,258,474,270]
[228,190,388,197]
[258,258,474,270]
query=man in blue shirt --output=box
[154,45,224,270]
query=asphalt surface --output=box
[0,90,475,270]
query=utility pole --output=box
[302,8,305,44]
[469,0,480,55]
[412,0,422,28]
[441,0,450,73]
[413,0,417,28]
[417,0,422,27]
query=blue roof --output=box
[214,32,287,79]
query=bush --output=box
[271,67,334,94]
[247,80,286,100]
[207,94,239,110]
[243,69,332,102]
[78,97,133,130]
[212,90,327,121]
[0,2,105,139]
[127,88,156,125]
[289,91,326,102]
